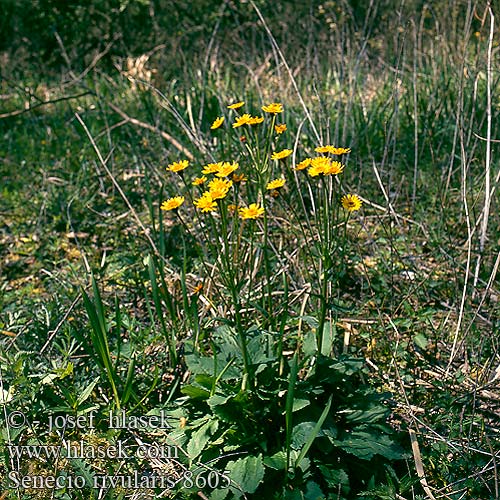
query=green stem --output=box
[220,201,252,386]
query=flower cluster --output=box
[232,114,264,128]
[160,101,362,218]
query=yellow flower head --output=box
[295,158,312,170]
[266,178,286,190]
[227,204,239,213]
[192,176,207,186]
[308,165,323,177]
[194,193,217,212]
[202,162,223,175]
[239,203,265,220]
[216,161,239,178]
[232,173,247,184]
[233,114,252,128]
[262,102,283,114]
[275,124,287,134]
[160,196,185,211]
[248,116,264,125]
[315,145,351,155]
[341,194,362,212]
[208,178,232,199]
[308,156,331,176]
[228,101,245,109]
[209,178,233,191]
[323,161,344,175]
[210,116,225,130]
[167,160,189,173]
[271,149,293,161]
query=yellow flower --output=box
[315,145,351,155]
[308,165,324,177]
[248,116,264,125]
[228,101,245,109]
[202,162,223,175]
[332,147,351,155]
[192,176,207,186]
[308,156,331,176]
[341,194,362,212]
[216,161,239,178]
[266,178,286,190]
[194,193,217,212]
[167,160,189,172]
[232,114,252,128]
[227,204,239,213]
[311,156,331,168]
[275,124,287,134]
[209,178,233,190]
[210,116,225,129]
[160,196,185,211]
[323,161,344,175]
[295,158,312,170]
[232,173,247,184]
[208,178,232,199]
[239,203,265,219]
[271,149,293,160]
[262,102,283,114]
[210,188,229,200]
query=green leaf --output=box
[209,489,229,500]
[285,353,299,469]
[76,377,99,406]
[57,362,74,379]
[414,333,428,349]
[207,394,233,408]
[334,431,402,460]
[71,458,94,487]
[320,321,336,356]
[300,316,319,329]
[226,455,264,495]
[342,403,389,424]
[292,398,310,412]
[263,450,287,470]
[187,419,218,460]
[292,422,317,449]
[181,385,210,399]
[317,465,350,491]
[302,331,317,357]
[40,373,58,385]
[295,395,333,469]
[305,481,324,500]
[284,490,304,500]
[247,333,276,365]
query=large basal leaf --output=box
[341,404,389,424]
[291,421,318,450]
[247,332,276,364]
[185,353,240,380]
[226,454,265,496]
[181,384,210,400]
[317,465,350,492]
[305,480,325,500]
[187,418,218,460]
[263,450,287,470]
[333,431,403,460]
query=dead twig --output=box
[0,92,90,120]
[106,101,194,160]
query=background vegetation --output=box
[1,0,499,498]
